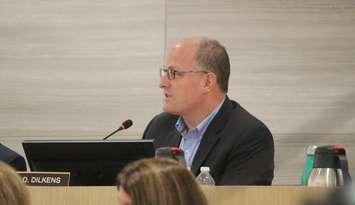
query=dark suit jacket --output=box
[143,96,274,185]
[0,143,27,171]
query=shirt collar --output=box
[175,96,226,136]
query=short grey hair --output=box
[194,38,230,93]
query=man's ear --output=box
[202,72,217,92]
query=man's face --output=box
[159,42,207,116]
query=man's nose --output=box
[159,75,170,89]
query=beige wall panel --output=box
[165,0,355,184]
[0,0,165,138]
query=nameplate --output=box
[17,172,70,186]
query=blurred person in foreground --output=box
[0,162,30,205]
[143,37,274,185]
[116,158,208,205]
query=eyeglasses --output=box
[159,67,208,80]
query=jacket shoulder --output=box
[229,100,271,133]
[142,112,178,139]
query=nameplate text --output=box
[17,172,70,186]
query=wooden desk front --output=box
[29,186,329,205]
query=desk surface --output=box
[28,186,329,205]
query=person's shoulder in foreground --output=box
[143,36,274,185]
[116,158,208,205]
[0,162,31,205]
[0,143,27,171]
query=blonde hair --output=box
[117,158,208,205]
[0,162,30,205]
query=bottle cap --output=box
[200,166,210,172]
[306,145,318,155]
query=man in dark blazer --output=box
[143,37,274,185]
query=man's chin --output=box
[162,106,179,115]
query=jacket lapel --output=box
[163,129,182,147]
[190,96,234,175]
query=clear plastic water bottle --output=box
[196,166,215,185]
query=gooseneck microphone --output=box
[103,119,133,140]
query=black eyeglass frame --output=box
[159,67,209,80]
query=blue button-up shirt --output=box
[176,97,225,168]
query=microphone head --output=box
[121,119,133,129]
[102,119,133,140]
